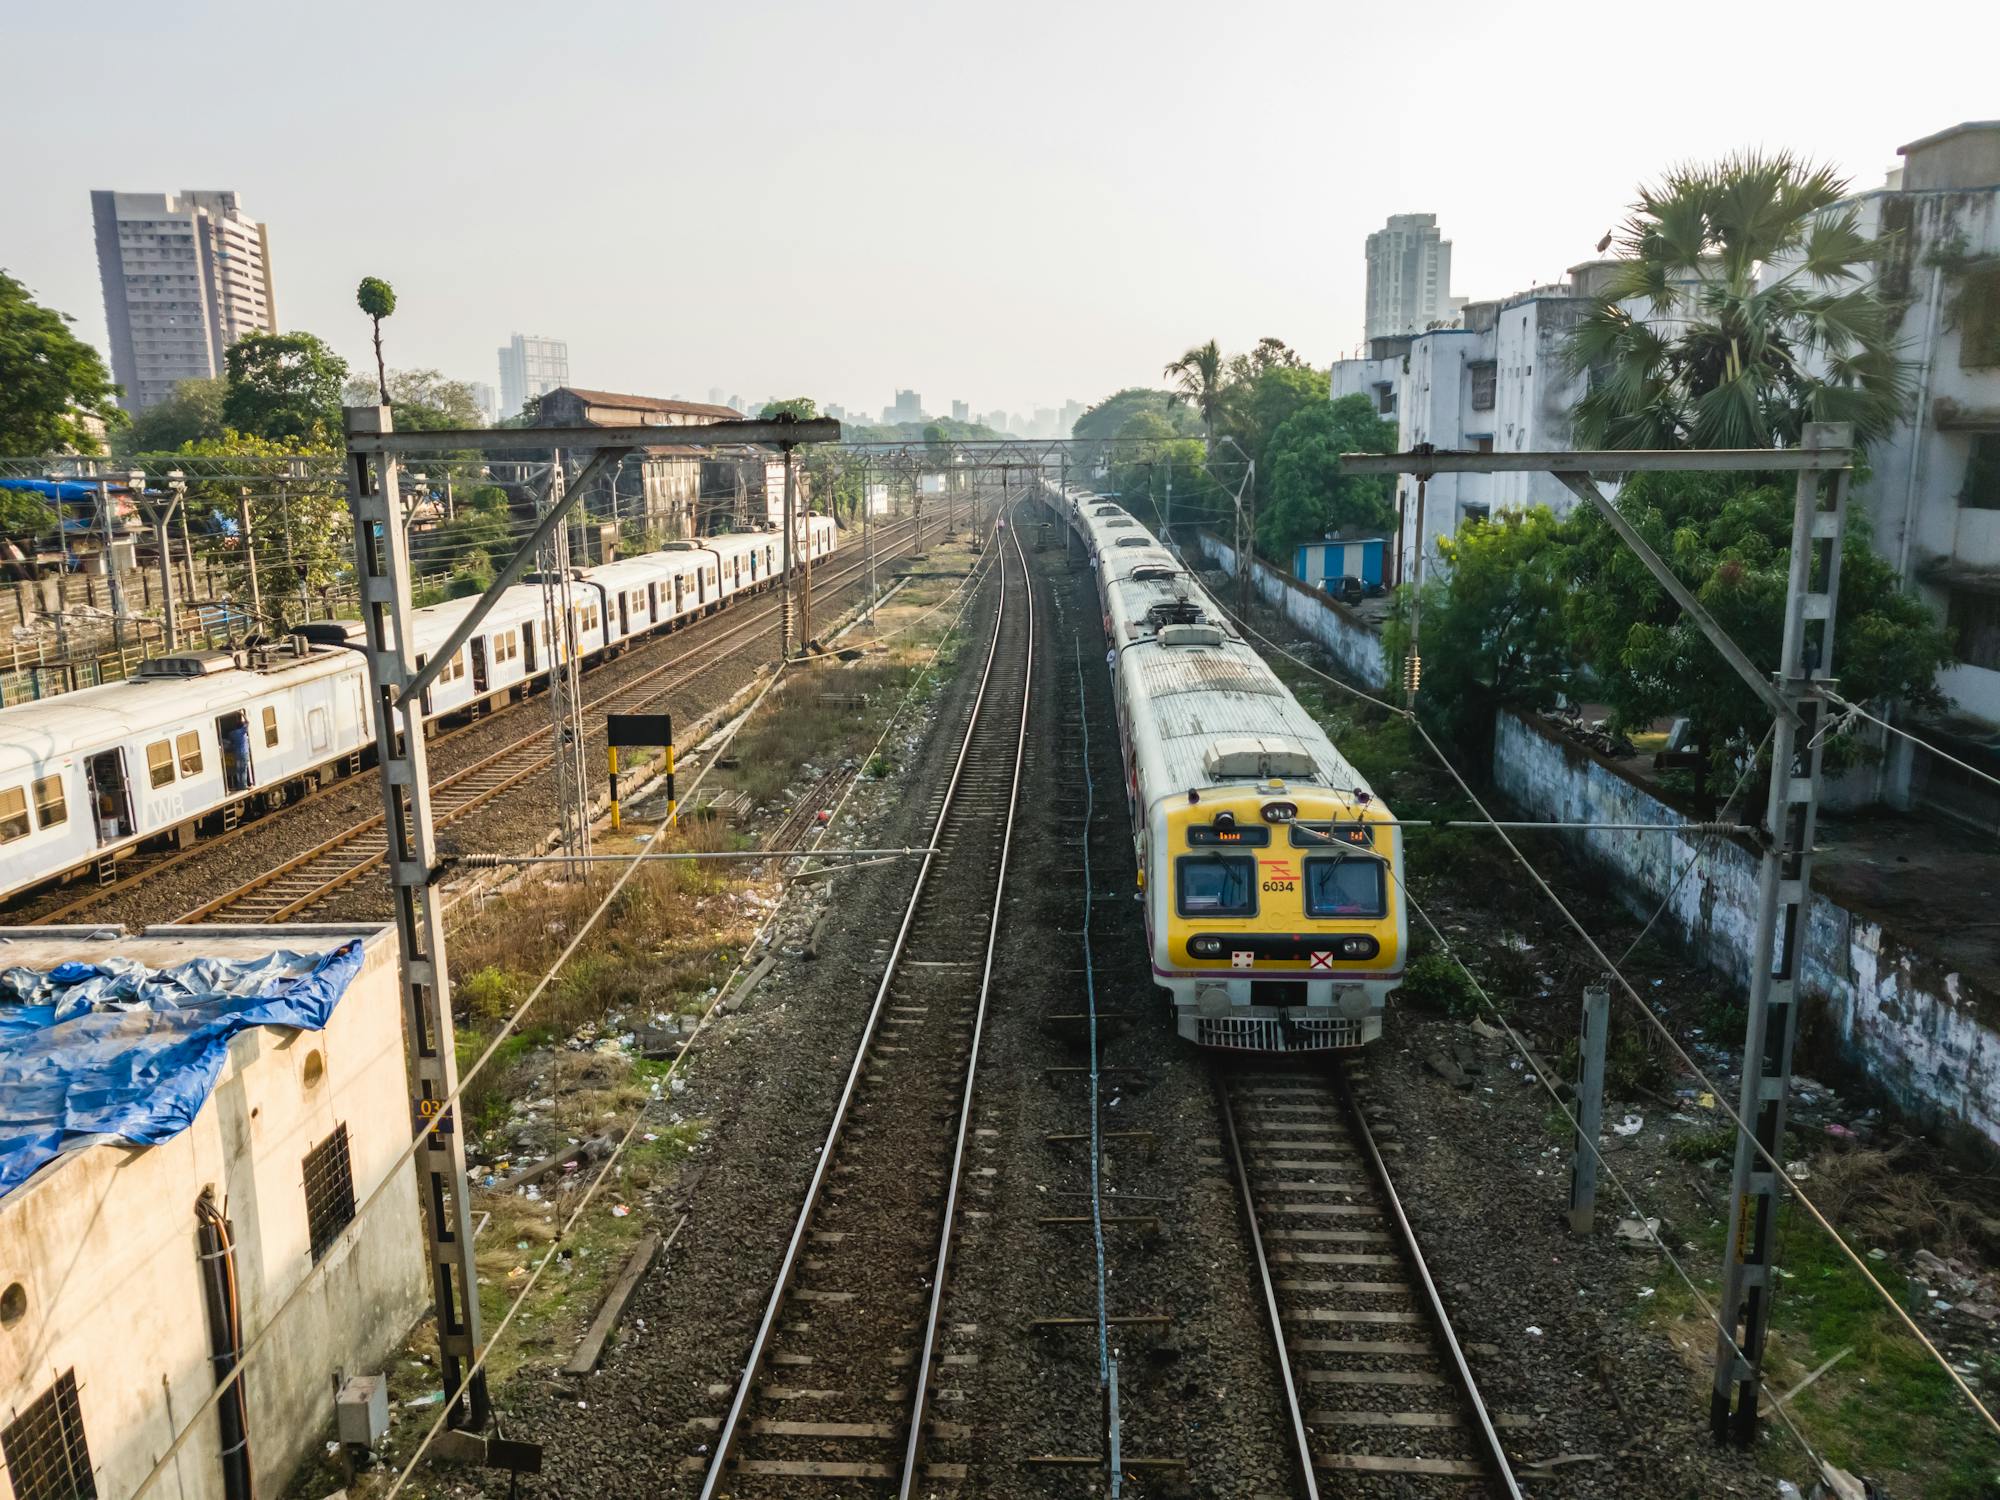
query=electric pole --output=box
[1711,422,1851,1444]
[539,454,592,877]
[340,405,490,1433]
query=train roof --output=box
[0,644,361,780]
[1086,503,1378,807]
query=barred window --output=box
[2,1370,96,1500]
[176,731,203,778]
[303,1124,357,1262]
[146,740,175,788]
[34,775,67,830]
[262,706,280,748]
[1468,361,1497,412]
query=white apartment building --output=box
[91,190,277,415]
[1363,213,1455,341]
[1328,120,2000,824]
[497,334,570,418]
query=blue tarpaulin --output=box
[0,941,366,1198]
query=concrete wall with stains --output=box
[1494,714,2000,1147]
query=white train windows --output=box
[308,707,331,752]
[146,740,175,788]
[1176,855,1257,917]
[0,786,27,843]
[33,775,66,830]
[263,706,280,748]
[177,731,203,777]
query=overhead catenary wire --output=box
[392,500,1010,1496]
[1214,585,2000,1440]
[125,512,1003,1500]
[1812,684,2000,802]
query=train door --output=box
[215,710,255,793]
[521,622,537,676]
[617,591,629,638]
[471,636,490,693]
[413,653,434,716]
[673,573,685,615]
[697,568,706,606]
[647,582,659,622]
[732,556,741,590]
[85,749,134,843]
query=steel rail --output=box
[897,515,1032,1497]
[1215,1071,1321,1500]
[167,527,916,924]
[23,520,917,925]
[1334,1061,1523,1499]
[698,510,1023,1499]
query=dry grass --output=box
[1807,1145,2000,1261]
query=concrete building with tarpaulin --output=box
[0,923,426,1500]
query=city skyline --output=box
[4,1,1990,419]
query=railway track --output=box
[15,519,919,927]
[1217,1063,1524,1498]
[693,519,1033,1497]
[147,525,916,924]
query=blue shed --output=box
[1295,534,1385,591]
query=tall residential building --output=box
[950,399,969,423]
[1059,398,1085,437]
[1364,213,1454,341]
[497,334,570,418]
[884,389,923,425]
[467,381,500,425]
[91,189,277,415]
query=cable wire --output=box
[1215,580,2000,1439]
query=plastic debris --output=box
[405,1391,445,1408]
[1614,1216,1662,1248]
[610,1204,630,1218]
[1612,1114,1644,1136]
[1525,1325,1544,1337]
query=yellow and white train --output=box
[1056,487,1405,1051]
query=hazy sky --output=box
[5,0,1991,423]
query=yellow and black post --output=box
[605,711,673,835]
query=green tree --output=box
[1257,395,1397,558]
[116,376,225,457]
[356,277,396,405]
[1231,363,1331,479]
[1568,152,1908,450]
[1071,388,1199,445]
[1163,339,1231,448]
[1562,471,1952,780]
[154,431,347,625]
[1386,509,1578,766]
[0,271,124,455]
[222,331,349,444]
[759,397,818,420]
[343,368,484,431]
[0,485,58,539]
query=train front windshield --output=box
[1304,856,1386,918]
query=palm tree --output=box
[1163,339,1230,450]
[355,277,397,406]
[1567,152,1908,450]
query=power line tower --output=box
[539,454,592,876]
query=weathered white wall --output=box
[1492,716,2000,1147]
[1198,531,1388,689]
[0,923,429,1500]
[1198,534,2000,1147]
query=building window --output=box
[303,1124,357,1262]
[1949,588,2000,671]
[3,1370,97,1500]
[1372,382,1396,416]
[1963,434,2000,510]
[1473,436,1494,454]
[33,775,67,830]
[1468,361,1497,412]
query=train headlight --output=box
[1261,800,1297,824]
[1189,936,1224,959]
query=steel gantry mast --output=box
[539,454,592,875]
[338,407,840,1462]
[1341,426,1854,1446]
